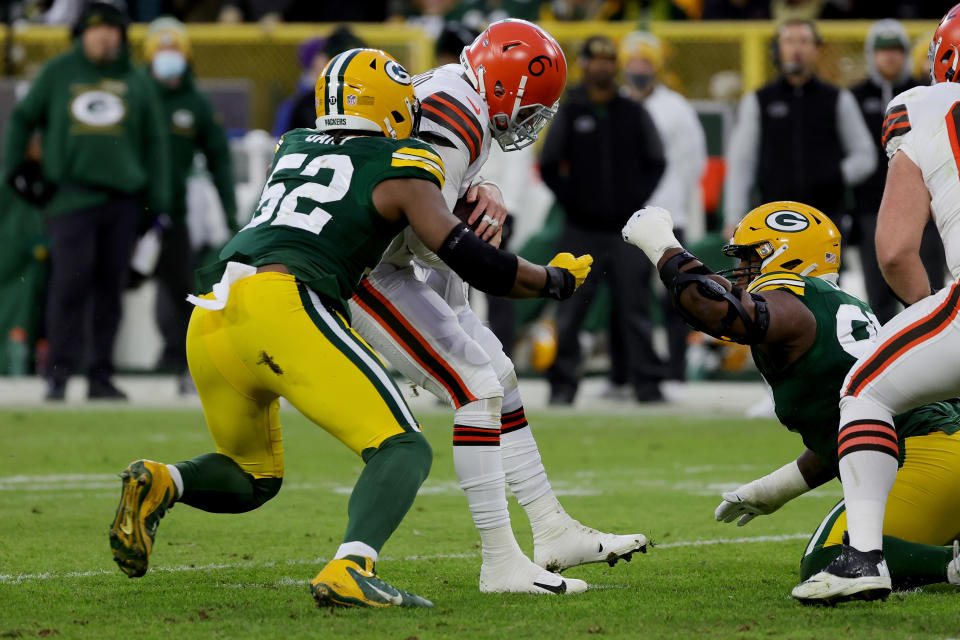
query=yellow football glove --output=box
[548,252,593,290]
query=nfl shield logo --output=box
[347,95,357,106]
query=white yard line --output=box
[0,536,809,585]
[656,533,810,548]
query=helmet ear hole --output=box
[494,81,506,98]
[780,259,803,271]
[392,110,405,123]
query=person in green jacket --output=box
[144,17,236,386]
[3,0,171,401]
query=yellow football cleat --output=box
[109,459,175,578]
[310,556,433,608]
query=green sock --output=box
[174,453,281,513]
[801,534,952,589]
[342,432,433,553]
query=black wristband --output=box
[541,266,576,300]
[435,222,519,296]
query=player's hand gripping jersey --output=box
[883,81,960,280]
[212,129,444,315]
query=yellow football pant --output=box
[185,272,419,480]
[808,430,960,551]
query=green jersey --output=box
[212,129,444,315]
[748,272,960,471]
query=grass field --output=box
[1,407,958,639]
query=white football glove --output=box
[714,460,810,527]
[621,206,682,264]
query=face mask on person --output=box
[627,72,655,91]
[152,50,187,81]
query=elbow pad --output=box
[659,251,769,344]
[436,223,518,296]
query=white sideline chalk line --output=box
[0,535,810,585]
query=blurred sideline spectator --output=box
[143,16,236,388]
[3,0,170,400]
[621,31,706,383]
[703,0,769,19]
[911,31,934,85]
[850,19,944,324]
[434,22,477,66]
[723,19,874,234]
[540,35,665,404]
[770,0,826,21]
[0,132,48,377]
[218,0,389,23]
[272,26,365,137]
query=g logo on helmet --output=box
[384,60,412,85]
[765,210,810,232]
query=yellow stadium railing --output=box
[1,20,940,131]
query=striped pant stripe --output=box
[299,284,419,430]
[845,283,960,398]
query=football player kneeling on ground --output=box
[622,201,960,604]
[108,48,593,609]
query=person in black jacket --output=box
[850,19,945,323]
[723,20,876,236]
[540,35,666,405]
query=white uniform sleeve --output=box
[403,141,471,268]
[883,101,917,165]
[723,92,760,228]
[837,89,877,186]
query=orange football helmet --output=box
[461,19,567,151]
[930,3,960,83]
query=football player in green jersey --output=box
[108,48,593,608]
[622,201,960,600]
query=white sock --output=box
[500,386,554,506]
[335,541,378,562]
[837,396,899,553]
[524,493,572,541]
[453,398,511,531]
[479,523,525,566]
[166,464,183,503]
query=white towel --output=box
[185,261,258,311]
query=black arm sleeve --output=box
[633,102,666,206]
[436,223,520,297]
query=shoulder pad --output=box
[881,102,911,156]
[417,81,487,165]
[747,271,806,296]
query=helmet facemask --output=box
[718,241,777,287]
[492,101,558,151]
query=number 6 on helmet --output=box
[460,19,568,151]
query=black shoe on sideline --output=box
[45,378,67,402]
[549,387,576,406]
[88,378,128,401]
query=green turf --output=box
[1,408,957,639]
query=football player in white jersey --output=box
[792,4,960,605]
[348,20,647,595]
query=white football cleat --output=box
[534,521,648,573]
[791,542,891,605]
[479,553,588,595]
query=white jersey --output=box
[885,82,960,280]
[380,64,492,273]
